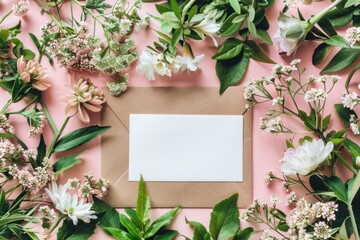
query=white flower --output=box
[270,195,280,205]
[12,0,30,16]
[341,92,358,109]
[119,19,132,36]
[356,156,360,168]
[281,139,334,176]
[286,191,297,205]
[173,54,205,72]
[192,18,220,47]
[136,50,171,80]
[314,221,332,239]
[272,97,284,105]
[304,88,328,102]
[350,122,360,135]
[345,27,360,46]
[45,182,97,225]
[274,13,309,55]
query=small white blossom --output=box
[304,88,328,102]
[0,115,15,134]
[345,27,360,46]
[351,123,360,135]
[272,97,284,106]
[314,221,332,239]
[136,50,171,80]
[12,0,30,16]
[39,205,56,222]
[286,191,297,205]
[265,170,274,185]
[341,92,358,109]
[270,195,280,205]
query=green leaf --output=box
[234,227,254,240]
[343,138,360,166]
[229,0,241,14]
[247,18,257,38]
[9,190,28,213]
[321,48,360,74]
[345,63,360,90]
[219,13,245,37]
[324,176,348,204]
[324,35,350,48]
[136,175,151,228]
[120,214,142,238]
[144,207,180,238]
[186,219,209,240]
[335,104,357,127]
[318,18,338,37]
[28,33,41,50]
[36,135,46,167]
[57,219,99,240]
[171,28,183,47]
[245,40,275,64]
[21,49,35,60]
[53,154,81,173]
[312,43,330,65]
[345,0,360,8]
[326,8,353,27]
[209,194,240,240]
[125,208,142,229]
[348,173,360,203]
[104,227,138,240]
[93,197,121,235]
[212,38,243,60]
[256,29,273,45]
[0,214,28,227]
[54,125,110,152]
[169,0,181,20]
[152,230,178,240]
[217,47,250,94]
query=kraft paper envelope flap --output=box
[101,87,252,208]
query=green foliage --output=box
[103,177,180,240]
[54,125,110,152]
[53,154,82,173]
[57,219,99,240]
[186,194,253,240]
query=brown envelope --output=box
[101,87,252,208]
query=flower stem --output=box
[49,216,63,233]
[0,10,13,25]
[308,0,344,27]
[348,205,360,240]
[46,117,70,158]
[41,100,58,134]
[334,151,357,174]
[0,99,12,114]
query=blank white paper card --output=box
[129,114,243,182]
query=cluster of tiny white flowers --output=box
[68,178,81,189]
[0,114,15,134]
[264,170,274,185]
[12,0,30,17]
[350,114,360,135]
[316,75,340,83]
[270,195,280,205]
[341,92,359,110]
[284,0,299,8]
[0,139,23,167]
[345,27,360,46]
[23,149,37,161]
[260,229,279,240]
[314,221,332,239]
[134,16,150,32]
[304,88,328,103]
[272,63,297,76]
[259,117,283,133]
[286,198,337,239]
[285,191,297,205]
[28,113,46,138]
[67,173,109,198]
[240,198,263,220]
[272,97,284,106]
[46,27,99,72]
[39,205,56,222]
[9,157,54,194]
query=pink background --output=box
[0,0,355,239]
